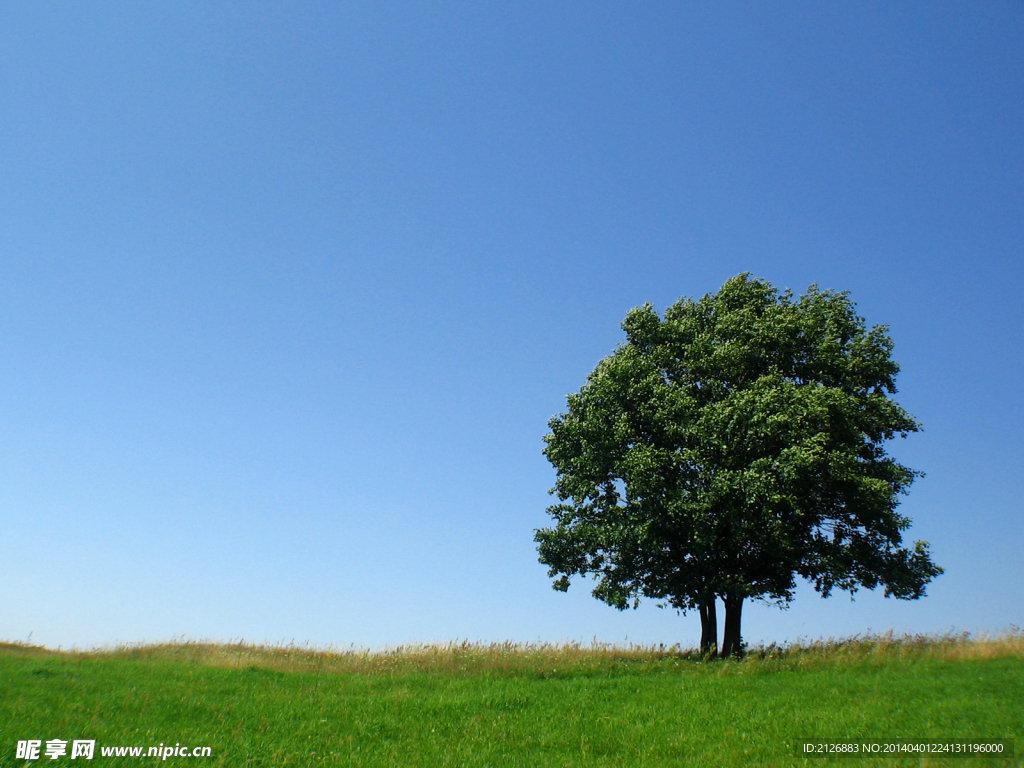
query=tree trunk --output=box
[721,595,744,658]
[698,599,718,658]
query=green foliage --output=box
[536,274,941,631]
[1,638,1020,767]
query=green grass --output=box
[1,633,1021,767]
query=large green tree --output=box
[535,274,942,657]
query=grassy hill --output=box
[1,633,1021,767]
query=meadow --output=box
[1,633,1021,767]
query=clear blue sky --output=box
[2,2,1021,650]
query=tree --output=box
[535,274,942,658]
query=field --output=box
[1,633,1021,767]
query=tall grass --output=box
[7,628,1019,675]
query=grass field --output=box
[1,633,1021,767]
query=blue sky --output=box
[1,2,1021,650]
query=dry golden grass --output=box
[4,628,1021,676]
[751,629,1024,664]
[79,638,689,676]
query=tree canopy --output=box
[535,274,942,657]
